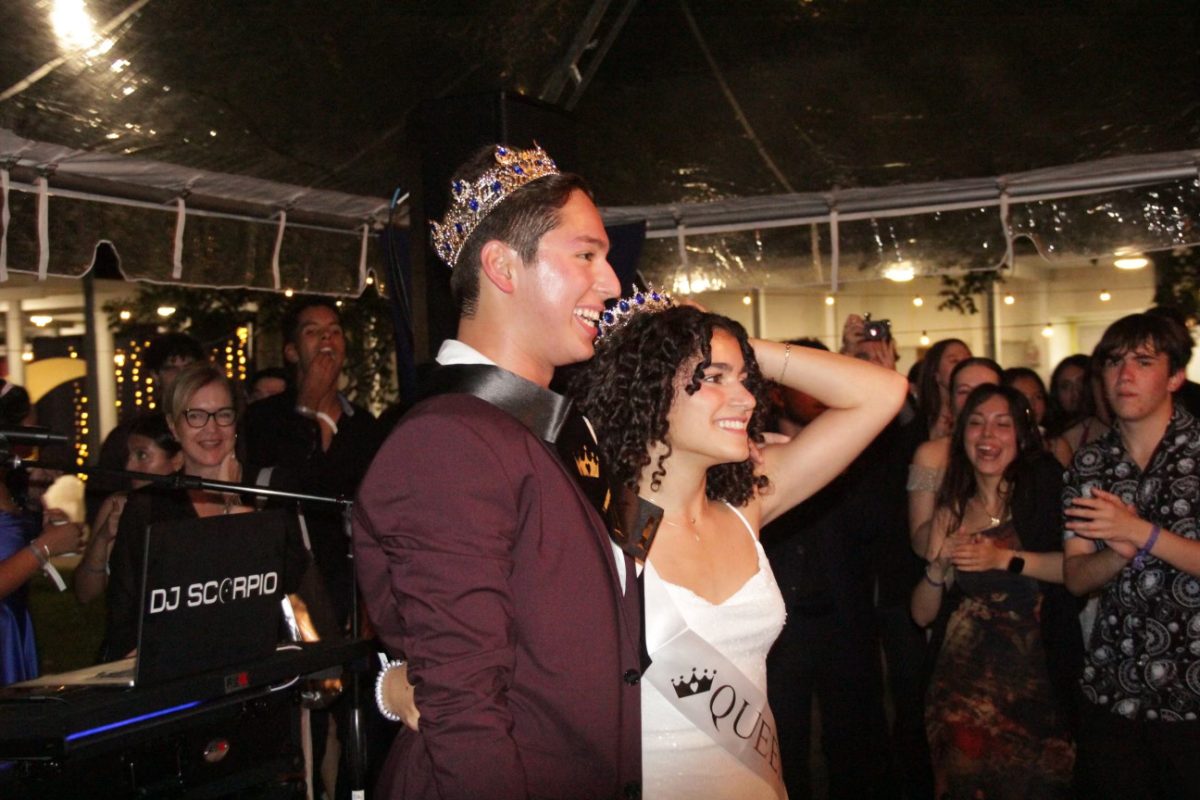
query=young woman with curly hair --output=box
[571,302,908,799]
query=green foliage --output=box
[1153,247,1200,321]
[937,270,1005,315]
[101,285,397,410]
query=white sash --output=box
[643,559,787,799]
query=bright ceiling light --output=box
[919,331,930,346]
[1099,289,1112,302]
[883,261,915,282]
[30,314,53,327]
[1041,323,1054,338]
[1003,293,1015,305]
[912,295,924,307]
[118,309,132,321]
[156,306,176,317]
[1114,256,1148,270]
[824,296,835,306]
[742,294,752,306]
[49,0,98,53]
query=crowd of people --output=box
[1,141,1198,800]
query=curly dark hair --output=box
[570,305,770,506]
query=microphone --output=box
[0,427,70,444]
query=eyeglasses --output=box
[182,407,237,428]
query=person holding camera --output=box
[834,314,938,800]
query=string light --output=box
[742,294,752,306]
[73,382,89,467]
[1003,293,1015,306]
[1042,323,1054,338]
[118,309,131,321]
[284,288,295,298]
[156,306,176,317]
[1099,289,1112,302]
[912,295,924,307]
[824,296,835,306]
[920,331,930,346]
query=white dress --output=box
[641,504,788,799]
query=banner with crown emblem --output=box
[643,565,786,799]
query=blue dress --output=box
[0,510,40,685]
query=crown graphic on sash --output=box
[671,668,717,698]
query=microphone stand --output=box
[16,457,371,798]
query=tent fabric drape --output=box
[2,126,1198,296]
[0,128,393,296]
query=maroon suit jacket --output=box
[354,392,642,800]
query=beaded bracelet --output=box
[1132,524,1161,571]
[374,657,406,722]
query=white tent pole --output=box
[172,197,186,279]
[36,176,49,281]
[0,169,8,282]
[4,299,24,385]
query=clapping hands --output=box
[1065,488,1144,559]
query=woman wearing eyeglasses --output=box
[100,362,257,661]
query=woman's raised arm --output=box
[755,339,908,525]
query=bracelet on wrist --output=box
[778,343,792,384]
[296,404,339,436]
[1132,524,1162,571]
[374,657,407,722]
[923,564,946,588]
[29,541,49,567]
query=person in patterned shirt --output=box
[1063,311,1200,799]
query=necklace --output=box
[971,494,1005,528]
[661,514,701,542]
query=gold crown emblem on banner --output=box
[575,447,600,479]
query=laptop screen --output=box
[135,510,288,685]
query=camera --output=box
[862,314,892,342]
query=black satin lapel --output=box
[423,364,572,443]
[609,486,662,563]
[427,361,653,657]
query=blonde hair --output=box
[164,362,237,425]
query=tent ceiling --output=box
[0,1,1196,292]
[2,1,1194,203]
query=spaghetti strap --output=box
[723,502,757,541]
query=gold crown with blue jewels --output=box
[597,286,675,339]
[430,144,560,268]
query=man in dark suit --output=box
[353,144,642,800]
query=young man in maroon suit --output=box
[353,145,643,800]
